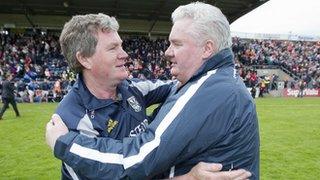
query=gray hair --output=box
[172,2,232,52]
[59,13,119,73]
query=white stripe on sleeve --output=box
[64,163,80,180]
[131,80,173,96]
[169,166,175,178]
[70,143,124,164]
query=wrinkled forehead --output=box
[172,19,193,32]
[169,19,202,45]
[169,19,192,40]
[97,30,122,43]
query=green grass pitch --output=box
[0,98,319,179]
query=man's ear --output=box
[76,51,92,69]
[202,40,216,59]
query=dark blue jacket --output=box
[1,80,16,99]
[54,48,260,179]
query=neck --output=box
[82,72,117,100]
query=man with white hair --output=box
[47,2,259,179]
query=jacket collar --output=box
[189,48,234,82]
[74,74,124,111]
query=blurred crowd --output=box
[0,32,319,102]
[123,36,171,80]
[0,33,74,103]
[232,37,320,89]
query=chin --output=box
[122,74,129,80]
[170,70,178,77]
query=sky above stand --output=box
[230,0,320,36]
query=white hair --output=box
[172,2,232,52]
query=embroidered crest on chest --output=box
[127,96,142,112]
[107,119,118,133]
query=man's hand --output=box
[45,114,69,150]
[179,162,251,180]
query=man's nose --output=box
[165,46,173,58]
[119,48,128,59]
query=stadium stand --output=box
[1,30,319,102]
[0,1,276,101]
[232,37,320,97]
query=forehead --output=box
[97,30,122,44]
[169,19,194,41]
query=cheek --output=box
[180,54,193,67]
[175,49,188,63]
[93,65,108,76]
[184,48,202,65]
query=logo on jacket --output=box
[107,119,118,133]
[129,119,149,137]
[127,96,141,112]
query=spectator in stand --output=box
[47,90,55,102]
[34,88,43,103]
[40,78,51,102]
[27,79,37,103]
[44,68,51,80]
[53,79,62,100]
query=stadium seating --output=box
[1,32,319,102]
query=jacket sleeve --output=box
[130,79,176,107]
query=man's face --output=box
[87,30,128,86]
[165,19,205,84]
